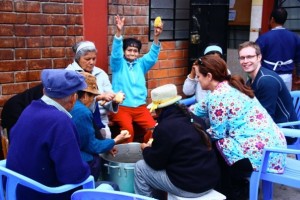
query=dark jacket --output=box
[247,67,298,125]
[143,104,220,193]
[1,84,43,138]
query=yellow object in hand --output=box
[154,16,162,27]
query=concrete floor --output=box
[258,184,300,200]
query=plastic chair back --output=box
[291,90,300,120]
[249,128,300,200]
[179,95,196,106]
[0,160,95,200]
[71,189,157,200]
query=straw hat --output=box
[147,84,182,112]
[80,72,100,95]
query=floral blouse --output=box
[193,81,287,173]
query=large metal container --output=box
[101,142,143,193]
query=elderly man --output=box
[6,69,91,200]
[238,41,298,144]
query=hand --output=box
[141,142,151,150]
[153,24,163,44]
[114,130,131,144]
[109,147,118,157]
[115,15,125,36]
[113,92,125,104]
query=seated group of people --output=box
[0,10,299,200]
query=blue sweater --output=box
[247,67,298,124]
[110,35,160,107]
[70,100,115,162]
[7,100,90,200]
[256,27,300,74]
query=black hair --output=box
[271,7,287,24]
[123,38,142,52]
[176,103,212,150]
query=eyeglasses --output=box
[193,58,204,66]
[238,55,257,61]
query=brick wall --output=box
[0,0,189,121]
[0,0,84,118]
[107,0,189,104]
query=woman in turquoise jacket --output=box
[109,15,163,143]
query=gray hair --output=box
[72,41,97,62]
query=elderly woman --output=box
[70,72,130,181]
[193,55,287,200]
[66,41,123,139]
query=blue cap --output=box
[204,45,223,55]
[42,69,87,98]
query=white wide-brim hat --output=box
[147,84,182,112]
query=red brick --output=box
[42,3,65,14]
[42,48,65,58]
[28,60,52,70]
[67,4,82,14]
[159,77,177,86]
[43,36,52,47]
[0,72,14,84]
[174,60,188,69]
[43,26,66,36]
[158,51,168,60]
[0,25,14,36]
[16,38,26,48]
[75,15,83,25]
[0,13,26,24]
[162,41,176,50]
[159,60,174,69]
[108,5,118,15]
[15,1,40,13]
[15,25,43,36]
[52,15,76,25]
[124,26,145,35]
[0,1,13,12]
[167,50,184,59]
[132,16,148,25]
[27,14,53,25]
[26,37,43,48]
[169,68,185,77]
[2,83,29,95]
[52,37,67,47]
[53,58,70,68]
[15,49,42,59]
[0,61,26,72]
[15,71,41,82]
[0,38,15,48]
[132,0,148,5]
[0,50,14,60]
[124,6,148,16]
[151,69,169,79]
[176,40,189,49]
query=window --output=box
[149,0,190,41]
[278,0,300,33]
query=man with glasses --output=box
[238,41,298,144]
[255,7,300,90]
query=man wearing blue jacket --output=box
[238,41,298,144]
[7,69,91,200]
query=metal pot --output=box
[101,142,143,193]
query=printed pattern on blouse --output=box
[194,81,287,173]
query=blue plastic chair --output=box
[277,90,300,159]
[0,159,95,200]
[179,95,196,106]
[71,183,156,200]
[249,128,300,200]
